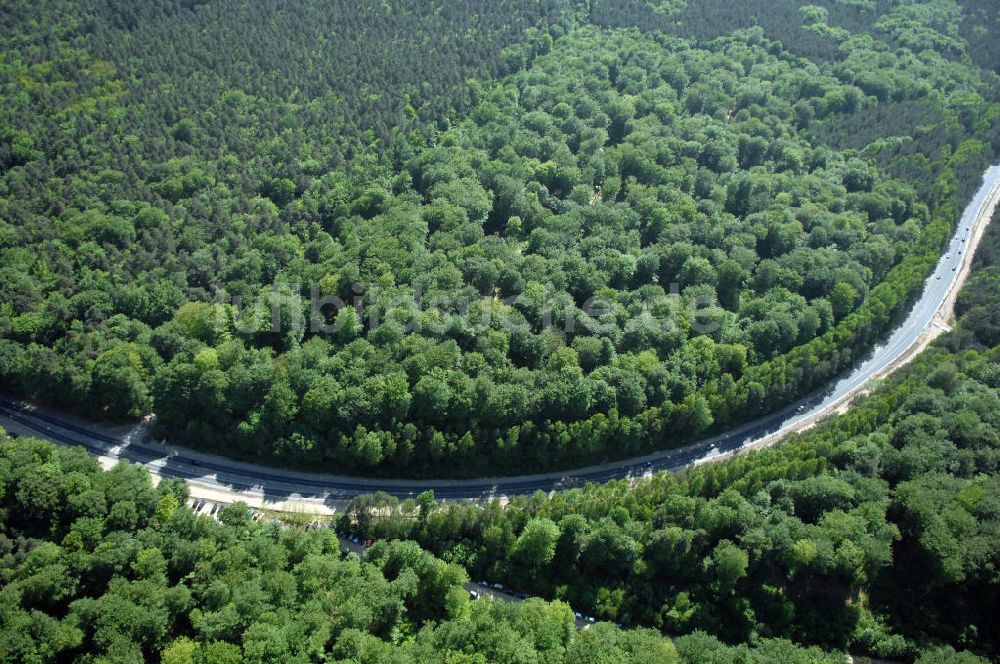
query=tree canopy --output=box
[1,0,998,475]
[343,208,1000,661]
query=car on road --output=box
[478,581,489,588]
[493,583,504,591]
[469,590,480,600]
[642,461,653,469]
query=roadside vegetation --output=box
[4,207,998,662]
[6,212,1000,663]
[0,430,884,663]
[344,207,1000,661]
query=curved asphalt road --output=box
[2,165,999,507]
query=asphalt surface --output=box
[2,165,999,507]
[335,533,594,627]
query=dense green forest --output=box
[1,0,998,475]
[4,204,999,664]
[5,1,1000,662]
[10,212,999,664]
[0,432,914,663]
[343,205,1000,661]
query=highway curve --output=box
[2,165,999,510]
